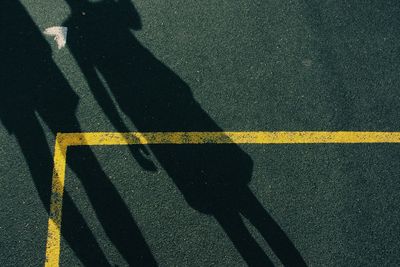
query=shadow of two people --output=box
[1,0,306,265]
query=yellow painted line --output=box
[45,134,67,267]
[49,131,400,146]
[44,131,400,266]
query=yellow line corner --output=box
[44,131,400,266]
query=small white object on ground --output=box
[43,26,68,49]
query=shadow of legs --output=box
[239,188,307,267]
[214,209,274,267]
[68,146,157,266]
[15,123,109,266]
[62,192,111,266]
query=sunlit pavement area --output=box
[1,1,400,266]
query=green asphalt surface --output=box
[1,0,400,266]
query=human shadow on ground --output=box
[63,0,307,265]
[1,1,156,265]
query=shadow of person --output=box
[1,1,156,265]
[64,0,307,265]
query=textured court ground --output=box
[1,1,400,266]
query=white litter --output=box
[43,26,68,49]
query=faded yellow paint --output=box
[50,131,400,146]
[45,135,67,267]
[44,131,400,266]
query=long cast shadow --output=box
[1,1,156,265]
[64,0,307,265]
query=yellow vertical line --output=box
[45,134,68,267]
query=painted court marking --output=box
[45,131,400,266]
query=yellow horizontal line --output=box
[45,131,400,267]
[57,131,400,146]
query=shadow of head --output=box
[65,0,142,30]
